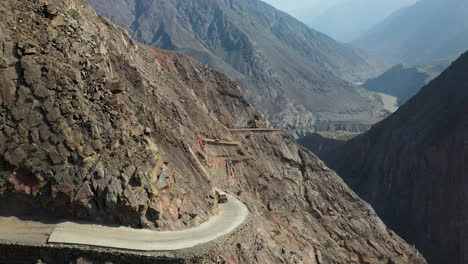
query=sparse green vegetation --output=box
[69,9,81,21]
[378,254,386,261]
[136,105,147,125]
[324,240,334,249]
[99,15,113,27]
[272,228,281,237]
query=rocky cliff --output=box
[85,0,388,136]
[0,0,426,263]
[318,51,468,264]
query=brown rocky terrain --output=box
[0,0,426,263]
[86,0,389,137]
[316,52,468,264]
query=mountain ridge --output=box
[362,61,449,105]
[87,0,388,136]
[355,0,468,64]
[312,51,468,264]
[308,0,417,42]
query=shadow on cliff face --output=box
[297,133,347,158]
[0,191,74,225]
[0,190,147,228]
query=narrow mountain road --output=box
[0,194,249,252]
[48,194,248,251]
[0,217,55,245]
[228,128,282,133]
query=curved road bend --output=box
[47,194,248,251]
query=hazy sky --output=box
[262,0,418,42]
[262,0,347,19]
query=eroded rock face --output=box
[0,0,426,263]
[0,0,218,230]
[320,52,468,264]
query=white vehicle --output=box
[215,189,228,203]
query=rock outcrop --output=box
[317,51,468,264]
[0,0,426,263]
[86,0,389,136]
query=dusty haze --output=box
[262,0,418,42]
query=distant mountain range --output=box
[355,0,468,64]
[308,0,417,42]
[307,51,468,264]
[362,61,449,105]
[86,0,388,136]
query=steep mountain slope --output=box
[86,0,388,136]
[0,0,427,263]
[309,0,416,42]
[355,0,468,64]
[317,52,468,264]
[362,62,448,105]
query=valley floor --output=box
[373,92,399,113]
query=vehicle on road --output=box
[216,190,228,203]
